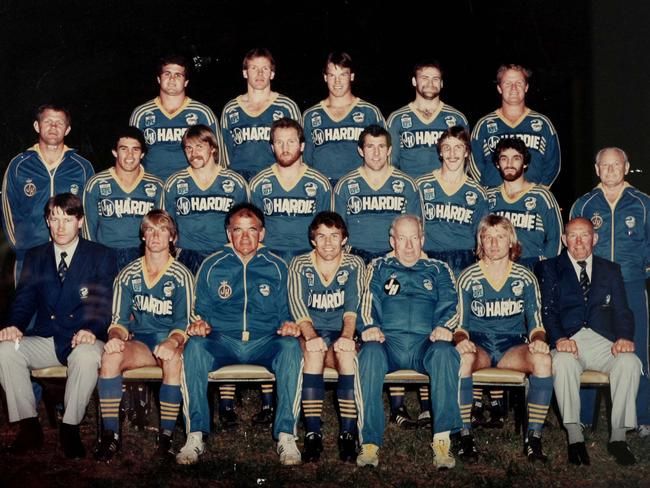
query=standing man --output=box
[387,60,469,179]
[356,214,462,469]
[303,52,385,185]
[334,125,421,263]
[0,193,116,459]
[2,105,94,281]
[288,212,365,463]
[486,138,562,269]
[176,203,303,466]
[470,64,560,188]
[221,48,301,181]
[164,124,249,274]
[94,210,194,461]
[83,127,164,270]
[250,118,332,263]
[130,54,222,181]
[536,217,641,465]
[570,147,650,433]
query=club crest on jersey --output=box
[23,179,36,197]
[422,186,435,201]
[176,180,189,195]
[163,281,175,298]
[336,270,349,285]
[444,115,457,127]
[228,110,240,125]
[401,132,415,149]
[132,277,142,292]
[261,182,272,196]
[625,216,636,229]
[384,277,401,295]
[488,194,497,209]
[352,112,365,123]
[222,179,235,193]
[144,111,156,127]
[590,212,603,230]
[511,279,524,297]
[487,120,498,134]
[423,279,433,291]
[185,113,198,126]
[79,287,89,299]
[99,182,112,196]
[272,111,284,121]
[391,180,404,194]
[530,119,544,132]
[305,270,315,287]
[471,300,486,317]
[311,113,322,128]
[347,180,360,195]
[218,280,232,299]
[400,114,412,129]
[465,191,477,206]
[70,184,80,195]
[304,182,317,197]
[524,197,537,211]
[259,284,270,297]
[472,283,483,298]
[144,183,157,198]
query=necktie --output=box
[58,251,68,282]
[577,260,589,299]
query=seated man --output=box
[94,210,194,461]
[455,215,552,463]
[0,193,116,458]
[356,214,462,469]
[176,203,303,466]
[536,217,641,466]
[288,211,365,462]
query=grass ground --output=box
[1,384,650,487]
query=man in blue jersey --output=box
[83,127,164,270]
[470,64,560,188]
[388,60,470,178]
[250,118,332,263]
[334,125,421,263]
[303,52,385,185]
[288,212,365,463]
[130,54,222,181]
[221,48,301,181]
[571,147,650,435]
[94,210,194,461]
[165,124,249,274]
[356,214,462,469]
[2,104,95,282]
[176,203,303,466]
[455,215,553,463]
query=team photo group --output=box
[0,47,648,472]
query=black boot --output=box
[60,423,86,459]
[6,417,43,455]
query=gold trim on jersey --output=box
[407,101,444,124]
[495,108,531,129]
[109,166,145,194]
[358,165,394,192]
[434,169,468,197]
[271,163,309,192]
[142,255,175,289]
[478,260,512,292]
[31,143,70,171]
[154,96,191,119]
[319,97,360,123]
[235,92,279,118]
[188,166,221,192]
[309,250,343,287]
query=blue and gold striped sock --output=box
[98,375,123,434]
[159,383,182,433]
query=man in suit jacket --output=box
[0,193,117,459]
[536,217,641,466]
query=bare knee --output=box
[334,350,356,375]
[303,350,325,374]
[459,351,476,377]
[100,351,124,377]
[531,352,552,377]
[161,356,183,385]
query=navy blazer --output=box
[7,238,117,363]
[535,250,634,346]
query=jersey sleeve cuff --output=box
[453,328,469,344]
[529,327,546,343]
[343,311,357,319]
[107,324,129,340]
[168,329,189,345]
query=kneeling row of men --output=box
[0,193,641,469]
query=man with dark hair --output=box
[130,54,223,181]
[470,64,560,188]
[387,61,469,178]
[303,52,385,185]
[176,203,303,466]
[83,127,164,270]
[221,48,301,181]
[0,193,117,459]
[2,104,95,282]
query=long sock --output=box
[490,389,504,412]
[302,373,324,434]
[337,374,357,434]
[260,383,274,409]
[473,388,483,409]
[98,375,123,434]
[389,386,405,411]
[159,383,182,434]
[527,375,553,432]
[419,385,431,413]
[460,377,473,430]
[219,384,235,411]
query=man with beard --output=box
[388,60,470,179]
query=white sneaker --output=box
[431,433,455,469]
[356,443,379,467]
[277,432,301,465]
[176,432,205,465]
[637,424,650,438]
